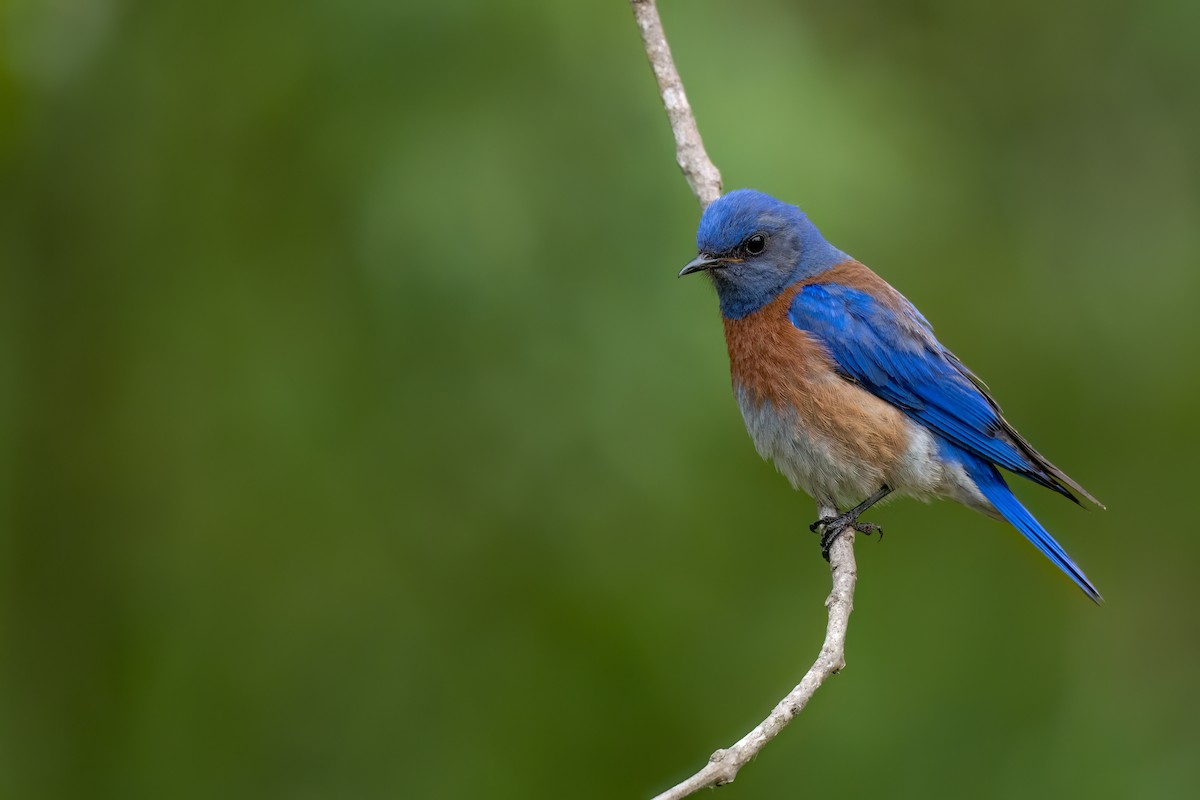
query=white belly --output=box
[735,385,988,512]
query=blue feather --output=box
[790,281,1101,601]
[790,283,1078,500]
[957,449,1103,603]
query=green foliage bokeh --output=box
[2,1,1198,797]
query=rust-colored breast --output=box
[723,282,829,407]
[722,268,912,472]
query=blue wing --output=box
[789,283,1098,505]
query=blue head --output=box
[680,189,849,319]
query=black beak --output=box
[678,253,723,277]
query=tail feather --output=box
[968,459,1103,604]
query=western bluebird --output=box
[680,189,1103,602]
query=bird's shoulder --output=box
[789,259,933,336]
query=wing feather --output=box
[790,283,1101,506]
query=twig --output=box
[650,502,858,799]
[632,4,858,796]
[630,0,723,208]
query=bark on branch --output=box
[630,0,723,208]
[631,4,860,796]
[649,502,858,799]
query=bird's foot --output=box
[809,514,884,561]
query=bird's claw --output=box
[810,515,884,561]
[856,523,884,540]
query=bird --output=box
[679,189,1103,603]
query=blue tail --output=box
[966,459,1102,604]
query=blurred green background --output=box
[2,0,1198,797]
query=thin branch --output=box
[632,4,859,797]
[650,502,858,800]
[630,0,723,208]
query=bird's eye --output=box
[745,234,766,255]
